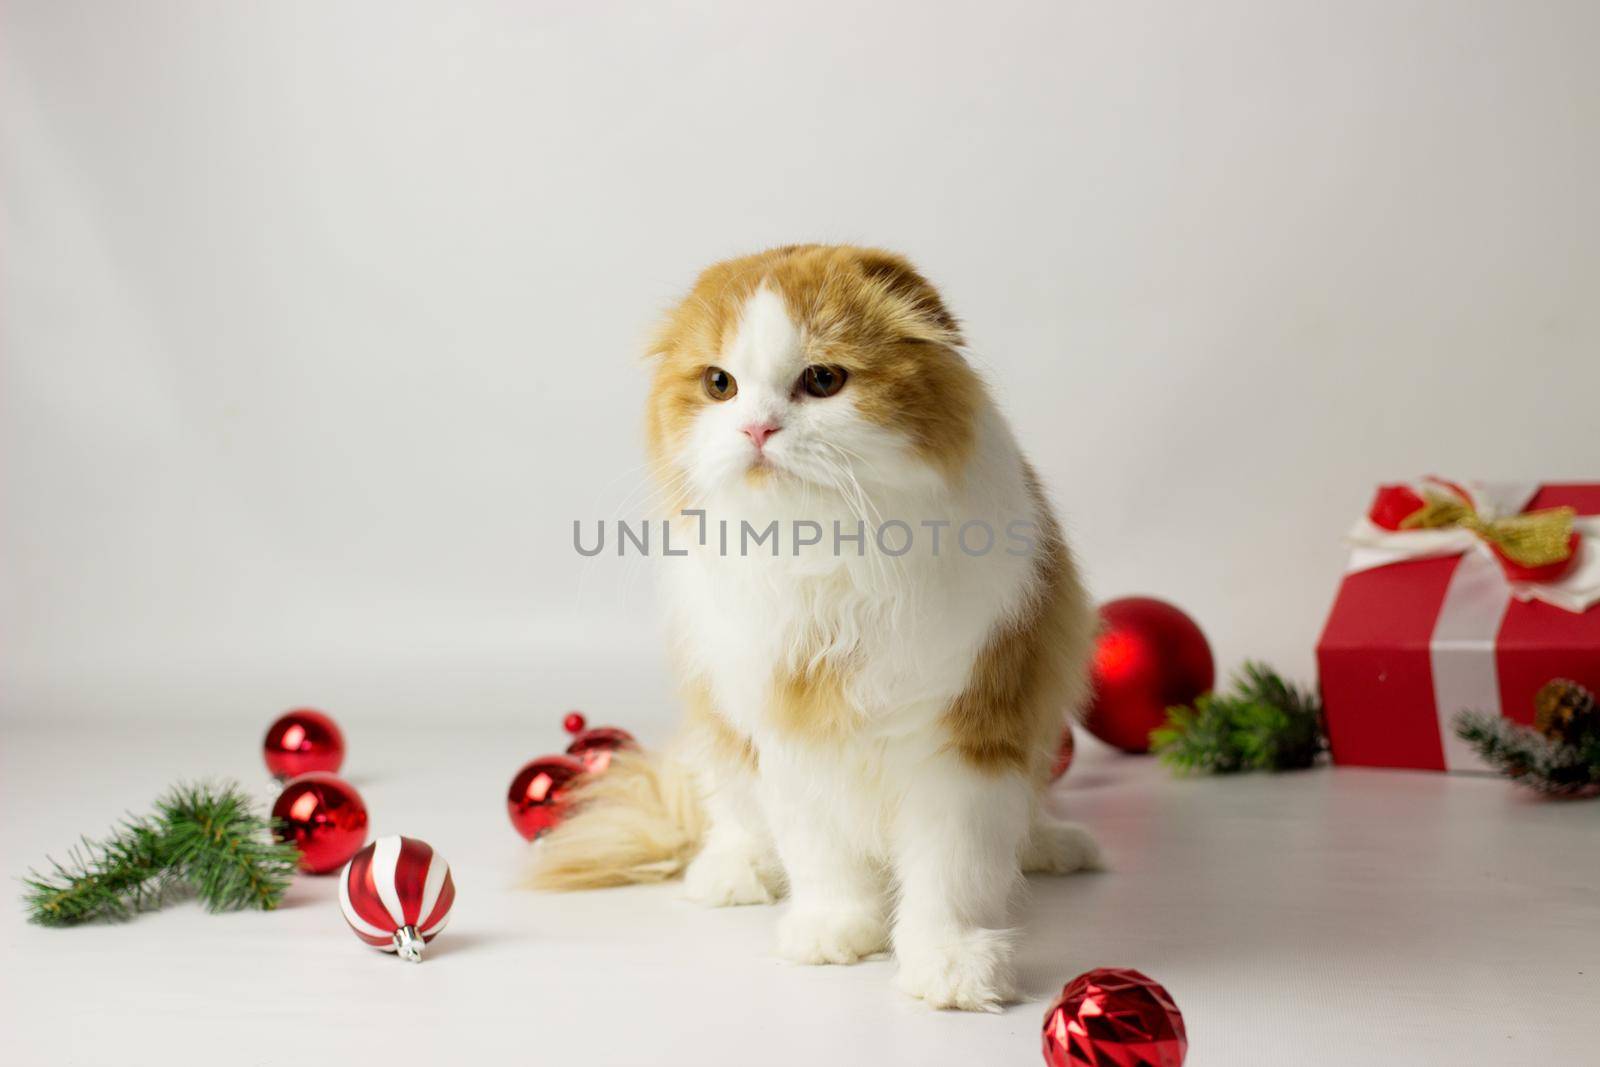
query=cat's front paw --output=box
[683,844,783,907]
[894,928,1016,1012]
[776,904,888,965]
[1021,819,1105,874]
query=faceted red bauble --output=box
[507,755,587,840]
[339,835,455,963]
[263,708,346,780]
[1083,598,1214,753]
[1042,967,1188,1067]
[566,726,637,773]
[272,772,370,874]
[1051,725,1076,780]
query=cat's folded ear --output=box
[852,249,963,342]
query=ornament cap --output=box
[394,924,425,963]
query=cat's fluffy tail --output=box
[525,749,705,890]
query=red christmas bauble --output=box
[565,726,637,773]
[272,772,369,874]
[1042,967,1187,1067]
[339,835,455,963]
[1051,725,1076,780]
[263,708,345,780]
[1083,598,1214,753]
[562,711,588,734]
[507,755,587,840]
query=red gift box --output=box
[1317,483,1600,772]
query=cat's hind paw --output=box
[776,904,888,965]
[1021,818,1105,874]
[683,844,783,907]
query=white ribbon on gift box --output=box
[1342,481,1600,771]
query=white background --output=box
[4,0,1599,729]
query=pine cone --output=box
[1533,679,1598,745]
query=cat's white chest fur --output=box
[663,404,1042,752]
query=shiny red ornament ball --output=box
[339,835,455,963]
[507,755,587,840]
[562,711,588,734]
[263,708,345,780]
[1042,967,1187,1067]
[1083,598,1214,753]
[566,726,637,773]
[272,772,370,874]
[1051,725,1076,780]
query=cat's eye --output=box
[702,366,737,401]
[800,364,847,398]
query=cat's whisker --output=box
[813,452,897,594]
[820,441,889,531]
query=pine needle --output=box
[157,782,300,914]
[23,818,173,927]
[23,781,301,926]
[1151,661,1327,774]
[1453,710,1600,797]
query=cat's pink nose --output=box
[741,422,780,449]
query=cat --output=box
[532,244,1101,1011]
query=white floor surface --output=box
[3,717,1596,1066]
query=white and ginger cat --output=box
[532,244,1101,1011]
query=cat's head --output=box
[645,245,982,505]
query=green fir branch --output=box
[1151,661,1327,775]
[23,781,301,926]
[1453,710,1600,797]
[23,817,174,927]
[156,783,300,914]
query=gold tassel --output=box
[1473,507,1577,568]
[1399,491,1476,531]
[1401,490,1575,569]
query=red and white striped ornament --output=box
[339,835,455,963]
